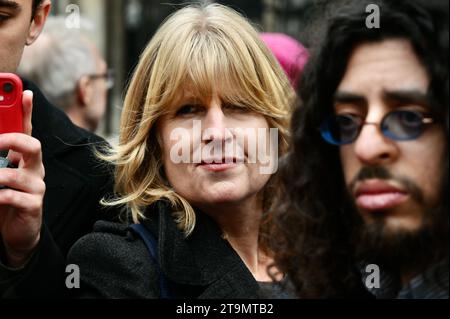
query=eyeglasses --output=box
[88,69,115,89]
[319,110,435,145]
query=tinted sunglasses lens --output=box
[382,111,423,140]
[320,115,359,145]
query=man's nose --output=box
[353,114,399,166]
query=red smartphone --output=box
[0,73,23,134]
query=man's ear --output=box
[26,0,52,46]
[77,76,93,107]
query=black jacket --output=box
[0,80,115,298]
[68,201,261,298]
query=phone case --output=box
[0,73,23,134]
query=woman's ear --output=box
[26,0,52,46]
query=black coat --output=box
[68,201,261,298]
[0,80,115,298]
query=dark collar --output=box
[142,201,259,297]
[363,260,449,299]
[398,261,449,299]
[23,79,92,158]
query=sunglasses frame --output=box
[320,110,435,145]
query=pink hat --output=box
[260,33,309,88]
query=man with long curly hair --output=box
[271,0,448,298]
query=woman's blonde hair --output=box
[101,3,295,237]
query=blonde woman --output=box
[68,3,295,298]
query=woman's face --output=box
[158,93,276,213]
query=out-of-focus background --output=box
[25,0,333,142]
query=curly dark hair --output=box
[269,0,449,298]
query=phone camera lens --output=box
[3,82,14,93]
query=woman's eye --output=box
[223,104,247,113]
[0,15,11,23]
[176,104,200,116]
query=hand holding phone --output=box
[0,74,46,268]
[0,73,23,186]
[0,73,23,134]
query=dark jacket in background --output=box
[68,201,261,298]
[0,80,116,298]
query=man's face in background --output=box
[84,41,108,132]
[336,39,447,273]
[0,0,50,72]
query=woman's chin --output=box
[203,192,244,205]
[193,188,247,207]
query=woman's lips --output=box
[199,162,239,172]
[354,180,409,211]
[197,158,242,172]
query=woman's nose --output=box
[202,104,228,142]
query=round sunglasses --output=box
[320,110,435,145]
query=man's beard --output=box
[353,208,447,275]
[349,166,448,276]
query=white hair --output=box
[18,16,97,110]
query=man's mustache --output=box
[349,166,424,204]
